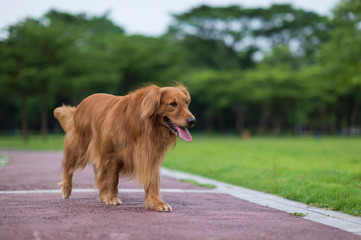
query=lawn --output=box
[0,134,64,150]
[0,134,360,216]
[163,135,361,216]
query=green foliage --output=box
[110,35,185,93]
[163,136,361,216]
[319,0,361,95]
[1,18,67,91]
[169,3,332,62]
[0,1,360,137]
[316,0,361,129]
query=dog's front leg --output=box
[144,169,172,212]
[96,156,122,205]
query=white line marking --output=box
[160,167,361,236]
[0,188,220,195]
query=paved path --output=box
[0,150,360,240]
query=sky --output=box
[0,0,339,36]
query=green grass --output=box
[1,134,360,216]
[290,212,308,217]
[163,135,361,216]
[0,134,64,150]
[180,179,217,189]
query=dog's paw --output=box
[62,192,71,199]
[155,203,172,212]
[101,196,122,205]
[59,181,72,199]
[107,198,122,205]
[146,202,172,212]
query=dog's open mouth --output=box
[164,116,192,142]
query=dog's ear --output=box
[141,85,161,119]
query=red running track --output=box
[0,150,360,240]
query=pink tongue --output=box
[176,126,192,142]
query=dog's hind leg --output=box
[59,171,73,199]
[59,150,75,199]
[59,131,78,199]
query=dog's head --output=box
[140,84,196,142]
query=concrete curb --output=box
[161,167,361,236]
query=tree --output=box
[110,35,185,93]
[1,19,43,142]
[45,10,125,101]
[1,16,77,141]
[168,4,332,68]
[319,0,361,131]
[1,3,355,136]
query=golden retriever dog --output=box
[53,84,195,212]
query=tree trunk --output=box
[41,88,48,142]
[350,98,359,127]
[205,115,214,133]
[294,103,302,135]
[257,101,270,135]
[21,92,29,143]
[217,114,227,134]
[273,118,281,135]
[319,106,328,135]
[232,105,245,136]
[346,96,352,135]
[273,108,285,135]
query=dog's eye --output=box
[170,102,178,107]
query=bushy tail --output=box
[53,105,76,133]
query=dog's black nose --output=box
[187,117,196,128]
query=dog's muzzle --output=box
[187,117,196,128]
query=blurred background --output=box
[0,0,360,142]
